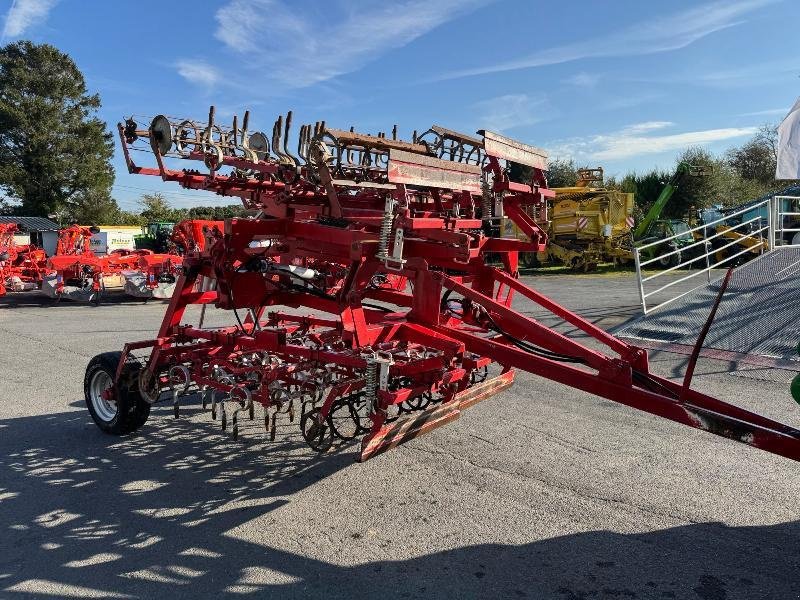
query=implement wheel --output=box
[84,351,151,435]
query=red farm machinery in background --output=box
[122,220,221,299]
[0,223,47,295]
[42,224,114,302]
[2,220,207,303]
[81,107,800,464]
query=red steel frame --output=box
[100,109,800,463]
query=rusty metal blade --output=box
[430,125,484,148]
[387,149,482,192]
[358,371,516,461]
[479,130,548,169]
[359,402,461,462]
[326,128,429,155]
[456,369,515,410]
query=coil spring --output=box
[481,192,492,221]
[364,357,378,414]
[377,200,394,257]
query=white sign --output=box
[90,232,135,255]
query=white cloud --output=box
[550,122,758,162]
[175,59,220,87]
[2,0,58,39]
[473,94,549,132]
[564,71,601,88]
[737,107,789,117]
[437,0,776,81]
[620,121,673,135]
[213,0,490,88]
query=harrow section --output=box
[83,108,800,463]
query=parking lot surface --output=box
[0,273,798,599]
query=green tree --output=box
[626,169,670,215]
[508,158,579,188]
[545,158,579,188]
[138,192,175,222]
[112,209,146,226]
[0,41,115,217]
[186,204,246,220]
[725,126,778,188]
[665,147,716,217]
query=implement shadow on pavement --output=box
[0,291,154,309]
[0,407,797,599]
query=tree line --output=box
[122,193,246,225]
[543,124,795,222]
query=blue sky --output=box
[2,0,798,210]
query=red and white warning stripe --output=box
[577,216,588,230]
[625,216,635,228]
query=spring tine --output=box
[242,110,250,139]
[283,111,300,167]
[289,398,295,423]
[272,115,283,161]
[297,124,307,160]
[412,130,417,144]
[232,114,238,148]
[205,105,215,143]
[270,411,277,441]
[263,405,270,432]
[283,111,293,158]
[392,125,397,140]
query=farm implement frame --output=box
[82,107,800,464]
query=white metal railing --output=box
[634,198,772,314]
[773,196,800,246]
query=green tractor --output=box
[634,163,711,267]
[637,218,698,267]
[134,222,175,253]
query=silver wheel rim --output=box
[90,370,117,422]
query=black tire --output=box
[520,252,539,269]
[658,250,680,268]
[84,351,150,435]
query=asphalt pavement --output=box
[0,272,797,599]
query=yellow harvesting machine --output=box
[515,168,636,271]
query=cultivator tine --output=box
[283,110,298,166]
[272,114,283,163]
[168,365,190,419]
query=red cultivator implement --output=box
[83,108,800,464]
[0,223,46,295]
[43,225,106,302]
